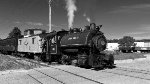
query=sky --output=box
[0,0,150,40]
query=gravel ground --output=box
[1,53,150,76]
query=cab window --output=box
[51,36,57,44]
[19,40,22,45]
[32,38,35,44]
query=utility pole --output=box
[49,0,52,32]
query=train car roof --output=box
[24,28,44,31]
[18,33,48,39]
[0,37,18,40]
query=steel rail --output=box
[27,74,44,84]
[33,69,66,84]
[116,67,150,75]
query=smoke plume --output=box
[82,0,97,23]
[65,0,77,29]
[83,13,91,23]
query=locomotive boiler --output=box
[60,23,114,68]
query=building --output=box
[106,43,119,51]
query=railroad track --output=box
[101,66,150,81]
[7,54,150,83]
[12,56,103,84]
[27,70,66,84]
[26,64,103,84]
[116,67,150,75]
[27,74,44,84]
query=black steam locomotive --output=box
[0,23,114,68]
[60,23,114,68]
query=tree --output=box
[118,36,135,52]
[107,39,119,43]
[7,27,22,38]
[136,39,150,42]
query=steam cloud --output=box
[83,13,91,23]
[65,0,77,29]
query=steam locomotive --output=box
[0,23,114,68]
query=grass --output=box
[0,54,41,71]
[104,50,146,60]
[114,52,146,60]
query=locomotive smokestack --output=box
[65,0,77,29]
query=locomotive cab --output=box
[44,31,68,62]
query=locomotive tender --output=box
[0,23,114,68]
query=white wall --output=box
[106,42,150,51]
[18,35,43,53]
[134,42,144,47]
[106,43,119,51]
